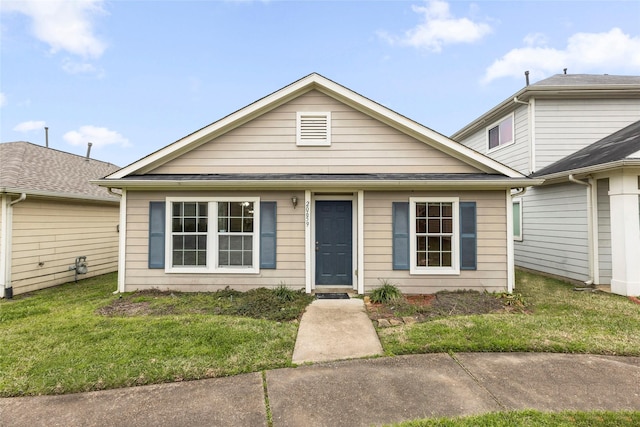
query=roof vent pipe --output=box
[525,70,530,86]
[45,127,49,148]
[86,142,92,161]
[563,68,567,74]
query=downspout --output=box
[3,193,26,299]
[568,175,595,287]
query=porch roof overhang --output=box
[0,186,120,204]
[531,159,640,185]
[94,173,543,191]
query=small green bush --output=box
[274,283,297,302]
[370,281,403,303]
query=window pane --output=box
[500,116,513,144]
[218,218,228,232]
[198,202,207,217]
[230,202,243,216]
[219,251,228,266]
[417,252,427,267]
[219,235,229,250]
[488,126,499,149]
[197,251,207,266]
[441,252,452,267]
[428,219,440,233]
[513,201,521,237]
[428,203,440,217]
[442,203,452,217]
[172,202,182,216]
[229,218,242,232]
[184,218,196,232]
[218,202,228,217]
[173,251,182,266]
[184,203,196,216]
[428,252,440,266]
[184,251,196,265]
[442,218,453,233]
[230,236,242,250]
[198,218,208,232]
[243,251,253,266]
[416,219,426,233]
[198,235,207,249]
[243,218,254,233]
[184,235,196,250]
[243,236,253,250]
[417,236,426,251]
[230,251,243,266]
[442,236,452,251]
[416,203,426,217]
[172,218,182,232]
[173,235,183,248]
[428,236,440,251]
[243,202,254,217]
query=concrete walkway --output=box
[292,298,383,364]
[2,353,639,426]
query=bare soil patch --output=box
[366,290,525,324]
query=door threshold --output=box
[313,287,356,295]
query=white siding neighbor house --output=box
[0,142,120,297]
[452,74,640,296]
[95,73,541,296]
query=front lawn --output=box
[0,274,312,397]
[377,270,640,356]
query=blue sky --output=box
[2,0,640,167]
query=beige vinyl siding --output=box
[124,190,307,292]
[151,90,480,175]
[456,105,531,174]
[597,178,612,284]
[10,198,119,295]
[514,183,589,281]
[364,190,507,293]
[535,98,640,170]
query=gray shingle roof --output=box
[532,120,640,177]
[532,74,640,87]
[0,141,120,201]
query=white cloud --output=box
[379,0,492,52]
[484,28,640,83]
[2,0,107,58]
[0,92,6,107]
[63,125,130,149]
[14,120,46,132]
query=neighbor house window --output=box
[513,198,522,241]
[487,114,514,151]
[410,197,460,275]
[166,197,259,273]
[296,112,331,146]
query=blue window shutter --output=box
[392,202,410,270]
[460,202,477,270]
[260,201,277,269]
[148,202,166,269]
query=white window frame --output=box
[486,113,515,153]
[409,197,460,275]
[296,112,331,146]
[513,197,523,241]
[165,197,260,274]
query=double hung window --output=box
[166,198,259,273]
[487,114,514,151]
[410,197,460,274]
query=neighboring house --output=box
[0,142,120,298]
[452,74,640,296]
[95,73,540,296]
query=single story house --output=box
[1,141,120,297]
[95,74,541,295]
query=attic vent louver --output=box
[297,112,331,146]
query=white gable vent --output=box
[296,112,331,146]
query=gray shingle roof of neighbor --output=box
[532,120,640,177]
[0,141,121,201]
[531,74,640,87]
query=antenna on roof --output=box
[563,68,567,74]
[525,70,530,86]
[86,142,92,161]
[44,127,49,148]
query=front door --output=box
[315,201,353,286]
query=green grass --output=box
[378,270,640,356]
[390,410,640,426]
[0,273,312,397]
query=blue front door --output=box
[315,201,353,286]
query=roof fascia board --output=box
[109,73,524,180]
[94,177,542,191]
[0,187,119,204]
[452,85,640,141]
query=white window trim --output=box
[296,111,331,146]
[165,197,260,274]
[409,197,460,275]
[513,197,523,241]
[486,113,515,154]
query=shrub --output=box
[370,280,403,303]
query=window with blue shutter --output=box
[260,201,277,269]
[392,202,410,270]
[148,201,166,269]
[459,202,477,270]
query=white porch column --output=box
[609,170,640,296]
[117,189,127,293]
[0,195,8,298]
[304,190,312,294]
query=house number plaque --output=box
[305,200,310,227]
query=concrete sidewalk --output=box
[292,298,383,364]
[2,353,639,427]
